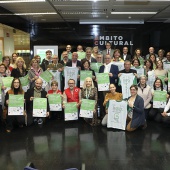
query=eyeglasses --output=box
[14,82,20,84]
[68,83,75,84]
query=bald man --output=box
[25,78,49,125]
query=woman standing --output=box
[0,63,8,77]
[81,77,99,126]
[2,56,13,76]
[101,84,122,126]
[5,78,25,132]
[144,59,153,76]
[137,76,152,119]
[112,49,124,62]
[28,58,43,89]
[11,57,27,78]
[154,60,168,90]
[148,78,167,122]
[133,48,144,66]
[10,53,18,68]
[81,59,96,85]
[126,85,146,132]
[91,46,99,59]
[149,54,157,69]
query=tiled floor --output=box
[1,119,170,170]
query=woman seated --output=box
[5,78,25,132]
[127,85,146,132]
[137,75,152,120]
[81,77,99,126]
[101,83,122,126]
[47,81,63,120]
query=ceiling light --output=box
[61,0,109,1]
[15,12,57,15]
[111,12,157,14]
[61,11,105,15]
[79,19,144,24]
[0,0,45,3]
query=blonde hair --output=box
[29,58,40,69]
[82,77,94,89]
[14,57,26,69]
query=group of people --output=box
[1,43,170,133]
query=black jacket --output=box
[24,88,49,112]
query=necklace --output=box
[86,87,91,99]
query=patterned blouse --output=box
[81,87,98,109]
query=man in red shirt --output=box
[63,79,81,107]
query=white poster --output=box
[107,100,127,130]
[64,66,79,89]
[147,70,155,88]
[49,70,61,90]
[119,73,135,99]
[131,66,144,77]
[112,62,124,71]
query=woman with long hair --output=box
[5,78,25,132]
[144,59,153,76]
[11,57,27,78]
[10,53,18,68]
[91,46,99,59]
[149,54,157,69]
[154,60,168,90]
[148,78,167,122]
[81,77,99,126]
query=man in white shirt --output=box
[121,46,132,61]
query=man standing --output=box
[118,60,137,75]
[96,54,103,63]
[99,54,119,85]
[145,47,158,59]
[66,52,82,69]
[81,47,97,64]
[47,55,63,71]
[102,42,114,62]
[25,78,49,125]
[66,44,72,59]
[118,60,137,94]
[41,50,52,71]
[121,46,132,61]
[99,54,119,119]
